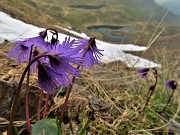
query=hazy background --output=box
[155,0,180,15]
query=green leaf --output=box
[32,118,58,135]
[79,117,91,135]
[13,126,19,135]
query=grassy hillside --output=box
[1,0,180,40]
[21,0,180,27]
[0,0,55,28]
[15,0,180,44]
[0,0,75,35]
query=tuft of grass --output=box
[60,57,177,135]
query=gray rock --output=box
[89,97,111,113]
[0,80,41,120]
[168,119,180,133]
[0,80,16,118]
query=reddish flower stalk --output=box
[160,80,177,113]
[160,89,175,113]
[140,68,158,114]
[7,52,50,135]
[25,75,31,132]
[25,46,33,133]
[37,89,43,120]
[43,93,50,118]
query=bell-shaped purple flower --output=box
[48,55,81,84]
[8,41,31,64]
[37,63,68,94]
[73,37,103,68]
[166,80,177,90]
[137,68,150,78]
[49,37,83,66]
[18,29,59,51]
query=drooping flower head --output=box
[18,29,59,51]
[37,62,68,94]
[8,41,31,64]
[73,37,103,68]
[48,55,81,84]
[166,80,177,90]
[8,28,59,62]
[137,68,150,78]
[23,30,48,48]
[49,37,84,65]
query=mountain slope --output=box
[0,0,60,29]
[1,0,180,43]
[20,0,180,27]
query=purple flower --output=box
[51,37,79,56]
[8,42,31,64]
[37,63,68,94]
[73,37,103,68]
[8,30,48,64]
[18,29,59,51]
[29,49,39,73]
[166,80,177,90]
[8,29,104,95]
[30,49,47,73]
[48,55,81,84]
[137,68,150,78]
[49,37,84,66]
[23,36,48,48]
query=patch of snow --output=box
[0,11,161,68]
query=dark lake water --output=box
[88,25,136,43]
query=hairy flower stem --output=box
[37,90,43,120]
[25,46,33,133]
[7,52,52,135]
[43,93,50,118]
[59,37,96,127]
[140,69,158,114]
[160,89,175,114]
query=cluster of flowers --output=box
[8,28,103,94]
